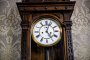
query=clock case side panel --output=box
[20,12,32,60]
[64,22,74,60]
[63,12,74,60]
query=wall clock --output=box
[31,18,62,46]
[17,1,75,60]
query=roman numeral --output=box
[46,39,48,43]
[40,38,43,42]
[48,21,52,26]
[36,26,40,28]
[45,21,48,25]
[51,39,53,41]
[36,35,40,38]
[40,22,43,26]
[53,26,57,28]
[54,34,58,38]
[54,30,58,32]
[35,31,39,33]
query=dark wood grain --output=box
[22,0,69,2]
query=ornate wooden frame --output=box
[17,1,75,60]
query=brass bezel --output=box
[31,17,62,47]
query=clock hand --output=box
[45,21,52,38]
[45,27,51,38]
[46,26,49,33]
[47,32,52,38]
[46,21,51,32]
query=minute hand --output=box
[46,21,52,31]
[46,22,52,38]
[46,25,49,32]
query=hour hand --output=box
[46,26,49,33]
[45,27,51,37]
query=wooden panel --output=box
[31,40,44,60]
[22,0,67,2]
[31,34,64,60]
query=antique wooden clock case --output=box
[17,1,75,60]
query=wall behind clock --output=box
[71,0,90,60]
[0,0,21,60]
[0,0,90,60]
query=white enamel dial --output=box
[32,18,62,46]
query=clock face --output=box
[31,18,62,46]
